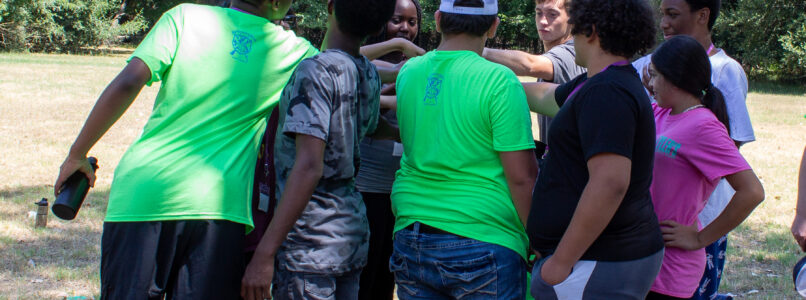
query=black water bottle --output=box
[52,157,99,220]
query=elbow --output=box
[748,180,765,206]
[295,156,324,180]
[598,176,630,203]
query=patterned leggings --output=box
[689,235,733,300]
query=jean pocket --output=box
[303,274,336,299]
[435,252,497,298]
[390,252,418,296]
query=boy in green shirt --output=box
[389,0,538,298]
[54,0,414,298]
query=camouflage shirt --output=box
[274,49,380,273]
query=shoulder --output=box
[711,51,747,81]
[632,55,651,72]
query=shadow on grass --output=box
[0,184,108,298]
[749,80,806,96]
[723,222,802,297]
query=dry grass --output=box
[0,54,803,299]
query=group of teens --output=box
[54,0,765,299]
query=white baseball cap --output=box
[439,0,498,16]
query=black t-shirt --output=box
[526,64,664,261]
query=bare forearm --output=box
[553,178,625,265]
[699,171,764,246]
[484,48,552,79]
[380,95,396,110]
[253,164,322,258]
[377,65,398,84]
[797,149,806,216]
[69,62,148,157]
[360,39,403,61]
[509,176,536,228]
[522,82,560,116]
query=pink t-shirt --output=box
[649,104,751,297]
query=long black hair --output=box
[365,0,423,62]
[652,35,730,134]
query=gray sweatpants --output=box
[531,250,664,300]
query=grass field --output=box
[1,52,804,299]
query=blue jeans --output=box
[272,265,361,300]
[389,222,527,300]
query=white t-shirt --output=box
[633,49,755,226]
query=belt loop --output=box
[413,222,420,234]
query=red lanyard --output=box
[566,60,630,101]
[707,43,715,55]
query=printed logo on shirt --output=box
[423,73,444,106]
[230,30,256,63]
[656,135,681,159]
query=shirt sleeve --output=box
[713,60,754,144]
[128,5,183,86]
[689,118,751,181]
[554,74,586,107]
[576,84,638,161]
[544,44,580,83]
[489,76,535,152]
[281,59,334,142]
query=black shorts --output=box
[101,220,245,300]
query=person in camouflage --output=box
[239,0,399,299]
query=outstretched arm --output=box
[360,37,425,61]
[522,82,560,117]
[241,134,326,300]
[484,48,555,80]
[54,58,151,195]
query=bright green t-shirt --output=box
[105,4,318,229]
[392,51,535,259]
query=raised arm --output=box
[500,150,539,227]
[522,82,560,117]
[54,58,151,195]
[484,48,555,80]
[241,134,326,300]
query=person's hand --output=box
[660,220,703,250]
[527,248,542,270]
[792,214,806,251]
[393,37,425,59]
[641,64,654,97]
[241,255,276,300]
[54,155,96,196]
[540,256,572,286]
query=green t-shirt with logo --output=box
[105,4,318,229]
[392,51,535,259]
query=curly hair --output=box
[568,0,656,58]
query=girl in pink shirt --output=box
[645,36,765,299]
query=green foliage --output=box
[0,0,147,52]
[713,0,806,81]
